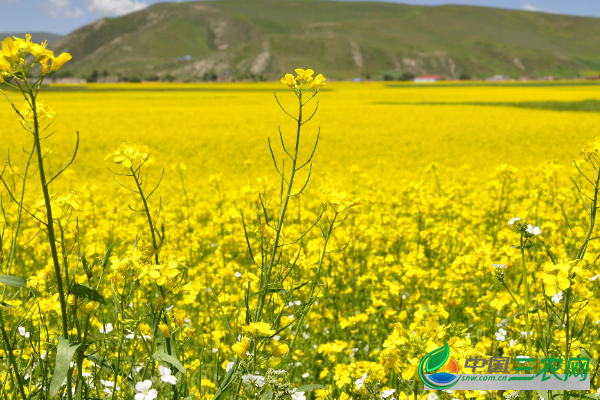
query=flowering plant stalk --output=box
[213,68,356,400]
[493,143,600,400]
[0,34,80,400]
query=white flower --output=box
[101,379,116,387]
[427,393,438,400]
[301,372,309,378]
[520,331,533,337]
[508,217,521,226]
[590,274,600,281]
[159,365,177,385]
[272,369,287,375]
[225,362,234,372]
[242,374,265,388]
[125,330,135,339]
[552,291,563,303]
[234,271,242,278]
[291,389,307,400]
[381,389,396,399]
[355,373,367,390]
[526,224,541,235]
[509,339,517,347]
[135,380,157,400]
[18,326,30,338]
[495,328,507,341]
[594,388,600,398]
[492,264,506,269]
[100,323,113,334]
[504,392,518,400]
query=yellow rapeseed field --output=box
[3,82,600,188]
[1,37,600,400]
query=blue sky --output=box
[1,0,600,35]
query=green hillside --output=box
[52,1,600,80]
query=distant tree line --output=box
[75,69,269,83]
[55,69,478,83]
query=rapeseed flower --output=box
[280,68,326,91]
[243,321,275,337]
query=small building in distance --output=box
[414,75,440,83]
[487,74,511,81]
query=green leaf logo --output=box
[425,343,450,373]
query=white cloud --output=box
[86,0,148,16]
[41,0,83,18]
[523,4,544,12]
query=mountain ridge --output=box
[1,32,63,46]
[51,1,600,80]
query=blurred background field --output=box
[3,81,600,191]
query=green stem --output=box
[1,143,35,302]
[288,212,337,354]
[520,234,533,359]
[0,310,28,400]
[577,159,600,260]
[255,91,303,323]
[129,168,175,361]
[562,289,570,400]
[27,85,72,400]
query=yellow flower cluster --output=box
[0,34,71,82]
[581,136,600,161]
[541,260,591,297]
[280,68,326,91]
[104,142,151,168]
[18,101,56,126]
[242,321,276,337]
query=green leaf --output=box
[70,284,107,305]
[425,343,450,373]
[0,300,16,308]
[579,347,597,366]
[101,241,121,269]
[153,351,186,374]
[0,275,27,288]
[74,380,83,400]
[84,354,113,372]
[50,337,82,397]
[296,384,327,392]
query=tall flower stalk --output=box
[1,34,75,400]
